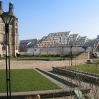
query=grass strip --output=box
[0,69,60,93]
[65,64,99,74]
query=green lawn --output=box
[65,64,99,74]
[0,69,60,93]
[93,59,99,62]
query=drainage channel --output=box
[35,68,91,98]
[36,68,79,88]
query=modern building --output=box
[0,1,19,57]
[34,31,89,48]
[19,39,37,52]
[19,31,99,56]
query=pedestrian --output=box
[34,94,40,99]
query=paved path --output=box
[0,59,86,70]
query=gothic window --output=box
[9,35,10,42]
[16,37,17,43]
[16,23,17,26]
[16,46,17,50]
[2,26,5,31]
[10,28,12,33]
[2,46,5,50]
[2,34,5,43]
[16,28,18,33]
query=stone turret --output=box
[0,1,3,14]
[9,1,14,15]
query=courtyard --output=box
[0,59,90,98]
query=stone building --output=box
[0,1,19,57]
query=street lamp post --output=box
[61,45,64,60]
[70,44,73,66]
[0,12,14,99]
[32,47,34,56]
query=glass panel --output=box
[1,12,13,24]
[3,15,11,23]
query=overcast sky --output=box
[2,0,99,40]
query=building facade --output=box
[0,1,19,57]
[34,31,89,48]
[19,39,37,52]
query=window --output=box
[16,28,18,33]
[2,46,5,50]
[2,26,5,31]
[2,34,5,43]
[9,35,12,43]
[16,37,17,43]
[16,46,17,50]
[10,28,12,33]
[1,18,3,23]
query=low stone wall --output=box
[52,67,99,84]
[0,88,90,99]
